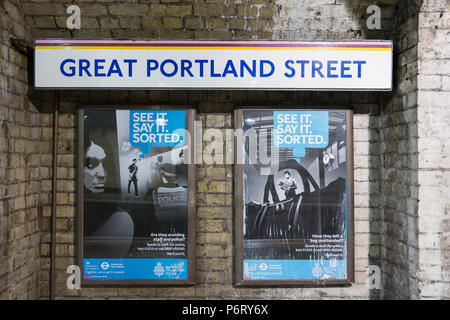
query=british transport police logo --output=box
[312,263,323,278]
[154,262,165,277]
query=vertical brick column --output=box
[0,0,42,300]
[378,0,420,299]
[417,1,450,299]
[14,0,422,300]
[353,106,381,298]
[195,113,234,298]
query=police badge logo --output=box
[154,262,165,277]
[312,262,323,278]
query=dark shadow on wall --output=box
[382,0,421,300]
[342,0,421,300]
[345,0,421,300]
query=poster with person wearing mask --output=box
[235,109,354,284]
[79,108,195,283]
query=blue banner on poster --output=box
[129,110,186,155]
[243,259,347,280]
[84,258,188,280]
[274,111,329,158]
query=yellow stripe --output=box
[35,46,392,51]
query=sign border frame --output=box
[77,106,196,286]
[34,39,393,91]
[234,107,354,286]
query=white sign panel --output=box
[34,40,392,90]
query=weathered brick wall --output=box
[354,104,381,300]
[20,0,399,40]
[45,98,377,300]
[1,0,446,300]
[377,0,450,300]
[273,0,395,39]
[416,0,450,299]
[0,0,43,299]
[19,0,394,300]
[378,0,420,299]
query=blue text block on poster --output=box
[129,110,186,155]
[84,258,188,280]
[243,259,347,280]
[274,111,329,158]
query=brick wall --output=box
[44,98,378,299]
[11,0,395,300]
[416,0,450,299]
[0,0,448,300]
[378,0,450,299]
[378,0,420,299]
[0,0,43,299]
[19,0,399,40]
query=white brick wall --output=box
[417,1,450,298]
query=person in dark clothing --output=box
[154,155,178,187]
[128,159,139,197]
[279,170,297,200]
[84,139,134,258]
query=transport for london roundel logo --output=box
[154,262,165,277]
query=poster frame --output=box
[77,106,196,286]
[234,108,354,286]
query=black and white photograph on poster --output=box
[240,109,350,281]
[82,109,190,281]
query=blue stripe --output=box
[243,259,347,280]
[84,258,188,280]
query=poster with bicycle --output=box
[235,109,354,284]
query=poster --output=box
[235,109,353,283]
[79,108,194,283]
